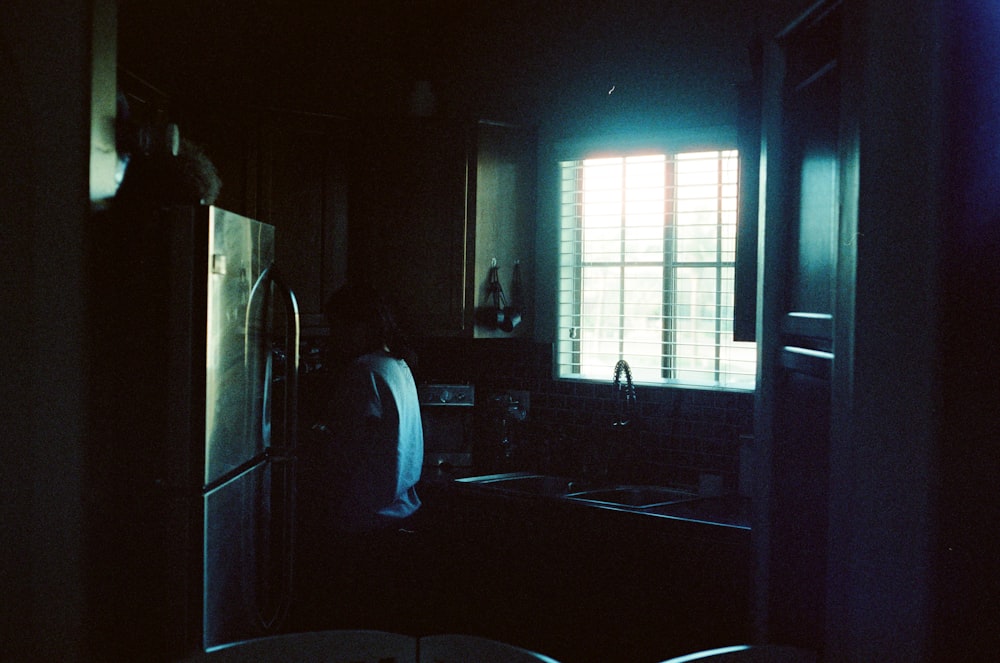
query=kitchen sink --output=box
[451,473,747,527]
[456,472,580,498]
[457,472,699,508]
[565,485,698,508]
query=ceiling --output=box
[118,0,763,128]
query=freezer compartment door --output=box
[204,207,275,486]
[203,456,294,650]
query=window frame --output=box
[552,133,756,392]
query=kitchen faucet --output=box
[612,359,636,427]
[496,391,527,462]
[583,359,638,484]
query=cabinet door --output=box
[258,113,349,320]
[758,0,841,651]
[202,121,260,221]
[349,120,473,338]
[186,110,350,322]
[473,122,536,339]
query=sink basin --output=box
[457,473,699,508]
[565,485,698,508]
[456,472,579,498]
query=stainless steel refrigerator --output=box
[198,206,299,650]
[90,204,299,657]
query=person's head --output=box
[324,282,406,363]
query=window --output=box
[557,149,756,389]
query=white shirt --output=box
[323,351,423,531]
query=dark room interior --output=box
[3,1,1000,661]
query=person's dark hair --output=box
[324,282,417,368]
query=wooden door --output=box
[756,0,842,650]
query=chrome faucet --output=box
[612,359,636,427]
[496,391,528,461]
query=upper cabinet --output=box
[348,118,473,338]
[348,118,536,339]
[118,76,534,338]
[472,122,537,340]
[256,112,350,324]
[177,106,350,325]
[116,72,535,337]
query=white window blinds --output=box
[557,149,756,389]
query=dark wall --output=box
[410,338,753,491]
[935,1,1000,657]
[1,1,92,660]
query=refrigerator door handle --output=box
[245,264,300,632]
[246,265,301,454]
[265,265,300,454]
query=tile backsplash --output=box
[412,338,754,493]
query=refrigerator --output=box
[92,204,299,657]
[198,206,300,650]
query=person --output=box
[294,281,425,632]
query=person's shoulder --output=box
[343,353,390,387]
[355,350,400,371]
[355,352,416,387]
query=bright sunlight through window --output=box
[557,150,756,389]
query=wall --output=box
[531,1,761,344]
[821,1,941,659]
[934,2,1000,657]
[0,1,92,660]
[510,2,760,490]
[414,339,753,491]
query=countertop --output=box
[419,467,751,530]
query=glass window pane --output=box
[558,150,754,388]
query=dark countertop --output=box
[420,464,483,483]
[419,468,751,530]
[642,493,751,529]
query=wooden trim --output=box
[781,311,833,342]
[780,345,833,380]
